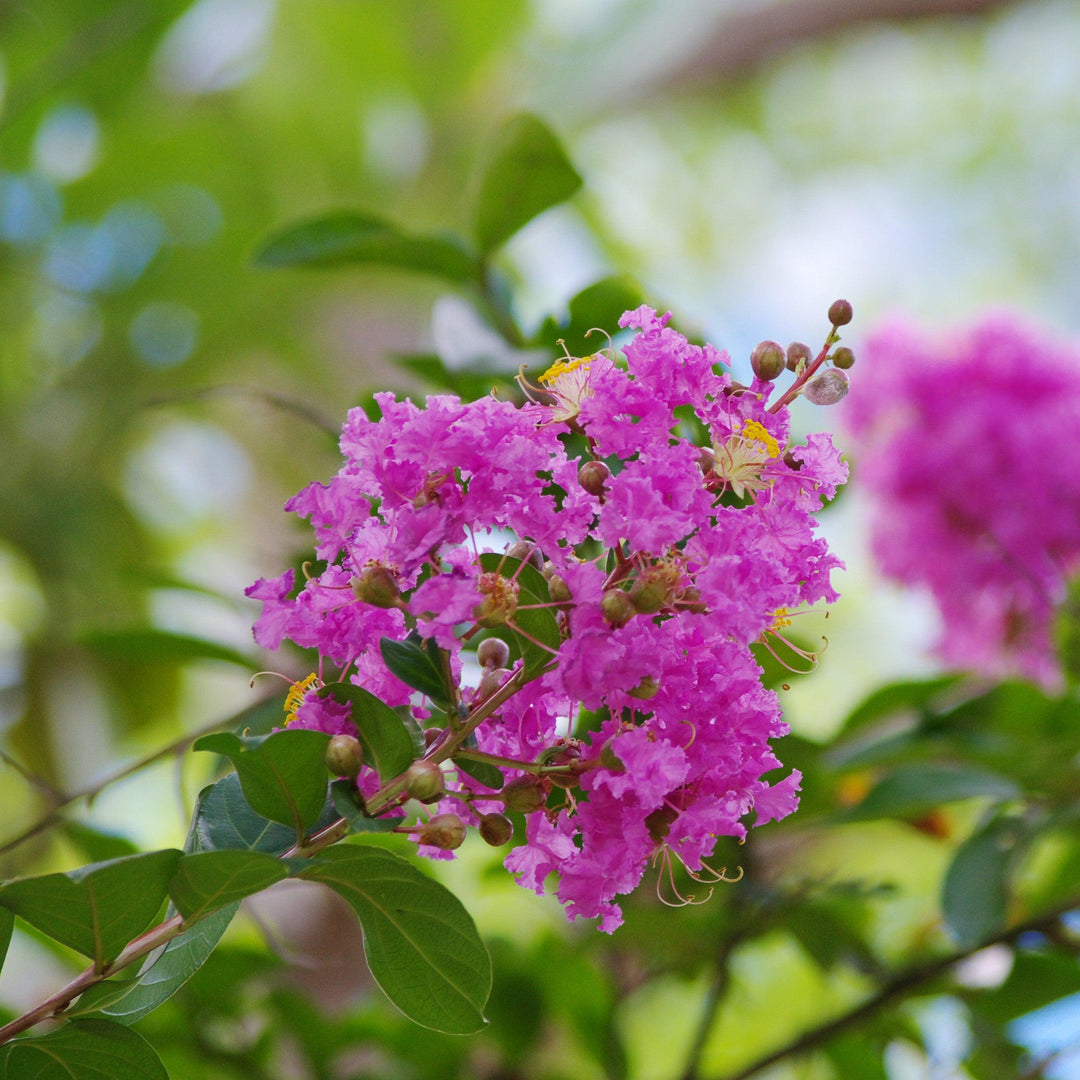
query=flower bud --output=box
[601,588,635,627]
[547,571,572,604]
[507,540,543,570]
[786,341,812,372]
[478,812,514,846]
[477,666,510,702]
[750,341,785,382]
[424,727,444,749]
[627,675,659,700]
[405,759,446,803]
[477,636,510,669]
[324,734,364,779]
[804,368,850,406]
[832,346,855,370]
[418,813,466,850]
[629,563,682,614]
[678,586,708,614]
[501,775,548,813]
[350,565,402,608]
[578,460,611,497]
[473,572,519,628]
[828,298,853,327]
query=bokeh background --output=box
[2,2,1080,1077]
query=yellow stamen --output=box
[284,673,319,725]
[741,419,780,458]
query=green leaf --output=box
[837,674,963,736]
[300,845,490,1033]
[193,729,332,835]
[942,819,1018,948]
[532,276,644,356]
[478,553,560,677]
[472,113,583,255]
[169,850,291,922]
[329,779,406,833]
[69,902,240,1025]
[453,753,505,790]
[255,211,478,283]
[972,951,1080,1026]
[60,822,139,863]
[0,1018,167,1079]
[190,773,298,855]
[318,683,415,782]
[79,627,253,669]
[841,764,1021,822]
[380,635,453,706]
[0,906,12,973]
[0,850,181,971]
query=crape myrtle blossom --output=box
[247,305,849,930]
[846,312,1080,689]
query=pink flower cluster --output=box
[247,306,847,930]
[847,312,1080,688]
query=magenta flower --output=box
[847,312,1080,688]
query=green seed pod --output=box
[404,759,446,803]
[419,813,466,850]
[477,636,510,669]
[601,588,635,627]
[786,341,812,372]
[501,776,548,813]
[832,346,855,370]
[828,298,853,327]
[478,812,514,846]
[350,565,402,608]
[750,340,786,382]
[324,734,364,779]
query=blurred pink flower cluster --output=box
[248,307,848,930]
[848,312,1080,689]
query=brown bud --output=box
[350,565,402,608]
[601,588,635,627]
[750,340,785,382]
[478,812,514,846]
[547,572,572,605]
[501,776,548,813]
[832,346,855,370]
[404,759,446,803]
[828,298,853,327]
[477,666,510,702]
[786,341,812,372]
[324,734,364,779]
[507,540,543,570]
[418,813,466,850]
[477,636,510,669]
[424,727,444,749]
[578,460,611,497]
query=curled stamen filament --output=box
[653,845,713,908]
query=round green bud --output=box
[501,776,548,813]
[627,675,660,700]
[828,298,853,327]
[477,636,510,669]
[418,813,466,850]
[832,346,855,370]
[786,341,812,371]
[601,588,635,627]
[478,812,514,847]
[324,734,364,779]
[547,571,572,605]
[507,540,543,570]
[350,565,402,608]
[578,460,611,497]
[750,340,786,382]
[804,368,850,406]
[404,760,446,803]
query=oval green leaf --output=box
[169,850,290,922]
[841,763,1021,822]
[942,819,1018,948]
[380,635,453,706]
[300,845,490,1033]
[0,1017,167,1079]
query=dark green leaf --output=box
[841,764,1021,822]
[300,845,490,1033]
[193,729,331,834]
[478,553,560,677]
[255,211,477,283]
[942,820,1018,948]
[453,753,505,790]
[380,635,453,706]
[318,683,415,782]
[838,675,963,736]
[60,822,139,863]
[0,850,181,970]
[972,951,1080,1026]
[472,113,583,255]
[69,902,240,1025]
[532,276,644,356]
[191,773,298,855]
[80,628,253,669]
[329,779,405,833]
[0,1018,167,1079]
[0,907,12,974]
[169,850,291,921]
